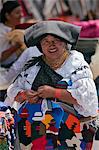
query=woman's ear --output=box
[5,12,10,20]
[64,43,68,51]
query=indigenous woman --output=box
[6,21,98,149]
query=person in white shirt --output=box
[0,1,26,67]
[0,1,27,101]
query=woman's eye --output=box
[42,40,49,45]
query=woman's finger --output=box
[28,95,39,104]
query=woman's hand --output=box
[15,90,39,104]
[37,85,55,99]
[25,90,39,103]
[38,85,78,105]
[6,29,25,46]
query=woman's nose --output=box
[49,40,55,46]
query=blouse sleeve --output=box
[67,65,98,117]
[5,71,26,107]
[5,64,40,108]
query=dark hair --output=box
[0,0,20,23]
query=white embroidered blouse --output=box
[6,50,98,117]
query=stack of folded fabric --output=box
[0,102,16,150]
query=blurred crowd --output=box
[0,0,99,23]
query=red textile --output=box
[49,18,99,38]
[31,135,47,150]
[73,20,99,38]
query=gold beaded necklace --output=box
[42,51,69,70]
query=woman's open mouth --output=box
[48,48,57,53]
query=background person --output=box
[0,1,27,101]
[0,0,26,67]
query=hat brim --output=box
[24,21,81,49]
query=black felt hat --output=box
[24,21,81,50]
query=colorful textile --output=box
[0,138,8,150]
[15,100,64,149]
[0,103,16,150]
[15,99,97,149]
[58,111,96,150]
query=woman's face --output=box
[6,6,21,26]
[40,35,67,60]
